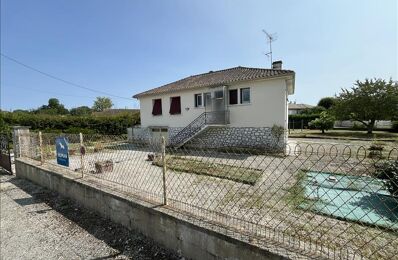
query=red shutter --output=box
[229,89,238,105]
[169,96,181,115]
[152,99,162,115]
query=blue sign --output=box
[55,137,69,167]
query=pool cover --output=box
[300,172,398,230]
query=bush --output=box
[374,161,398,196]
[289,114,320,129]
[1,112,140,135]
[309,112,335,133]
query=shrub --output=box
[289,114,320,129]
[368,142,385,159]
[309,112,335,133]
[1,112,140,135]
[374,161,398,196]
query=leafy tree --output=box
[333,78,398,134]
[317,97,336,109]
[92,97,113,112]
[300,106,326,115]
[309,111,335,133]
[70,106,92,116]
[35,98,69,115]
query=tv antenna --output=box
[262,29,277,66]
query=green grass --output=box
[154,156,262,185]
[284,170,310,208]
[289,129,398,141]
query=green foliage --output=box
[35,98,69,115]
[92,97,113,112]
[1,111,140,135]
[289,114,320,129]
[299,106,326,115]
[374,161,398,196]
[317,97,336,109]
[70,106,92,116]
[271,124,285,143]
[333,78,398,134]
[309,111,335,133]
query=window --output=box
[152,99,162,116]
[229,89,238,105]
[214,90,224,99]
[169,96,181,115]
[203,92,211,106]
[240,88,250,104]
[194,94,203,107]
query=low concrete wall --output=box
[15,158,289,260]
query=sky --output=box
[1,0,397,111]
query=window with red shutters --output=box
[169,96,181,115]
[152,99,162,116]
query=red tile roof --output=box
[133,66,294,98]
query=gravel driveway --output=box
[0,171,182,260]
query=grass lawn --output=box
[153,156,262,185]
[289,129,398,141]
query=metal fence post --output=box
[39,131,44,165]
[161,136,168,205]
[80,133,85,177]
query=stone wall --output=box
[131,126,286,151]
[168,127,184,140]
[186,126,286,151]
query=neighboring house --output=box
[132,61,295,149]
[288,103,314,115]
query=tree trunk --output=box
[367,119,376,134]
[322,128,325,134]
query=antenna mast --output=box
[262,29,277,66]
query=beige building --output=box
[133,61,295,149]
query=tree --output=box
[309,111,335,133]
[333,78,398,134]
[317,97,336,109]
[35,98,69,115]
[70,106,92,116]
[300,106,326,115]
[92,97,113,112]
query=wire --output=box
[2,84,99,99]
[1,53,134,100]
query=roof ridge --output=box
[133,66,295,98]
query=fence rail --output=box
[17,132,398,259]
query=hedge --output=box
[288,114,320,129]
[1,112,140,135]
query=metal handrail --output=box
[170,110,229,147]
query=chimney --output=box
[272,60,282,70]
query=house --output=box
[132,61,295,149]
[288,103,313,115]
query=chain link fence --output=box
[18,132,398,259]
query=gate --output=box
[0,133,13,173]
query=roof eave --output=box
[133,72,295,99]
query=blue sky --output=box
[1,0,397,110]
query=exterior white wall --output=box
[138,78,289,129]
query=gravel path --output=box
[0,171,183,260]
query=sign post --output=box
[55,137,69,167]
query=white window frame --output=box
[194,93,203,107]
[240,87,251,104]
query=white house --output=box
[133,61,295,149]
[288,103,314,115]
